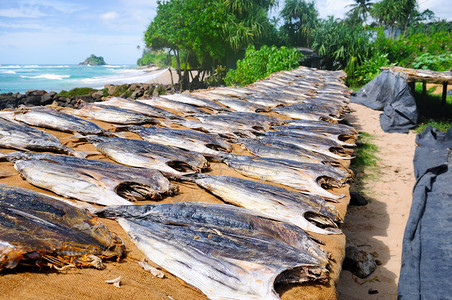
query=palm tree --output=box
[280,0,318,47]
[346,0,374,24]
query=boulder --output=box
[342,246,377,278]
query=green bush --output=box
[57,87,98,98]
[353,53,396,85]
[374,28,452,68]
[224,45,303,86]
[411,53,452,71]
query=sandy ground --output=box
[144,67,179,85]
[337,103,417,299]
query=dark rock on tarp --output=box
[351,70,418,133]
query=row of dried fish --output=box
[0,66,355,299]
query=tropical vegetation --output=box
[138,0,451,89]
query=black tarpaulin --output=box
[351,69,418,133]
[398,126,452,300]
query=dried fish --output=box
[10,106,110,135]
[85,135,209,178]
[0,116,80,156]
[71,101,163,125]
[97,202,329,300]
[9,153,177,205]
[97,97,182,120]
[223,154,351,200]
[0,184,124,271]
[126,125,231,158]
[193,174,342,234]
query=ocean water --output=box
[0,64,167,94]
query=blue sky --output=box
[1,0,450,65]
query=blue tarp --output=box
[351,69,418,133]
[398,126,452,299]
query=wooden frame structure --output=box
[381,66,452,106]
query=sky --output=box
[1,0,451,65]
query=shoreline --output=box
[0,65,175,95]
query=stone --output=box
[41,92,56,105]
[342,246,377,278]
[349,191,368,206]
[92,91,104,100]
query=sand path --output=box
[337,103,417,299]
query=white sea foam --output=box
[1,70,16,74]
[0,65,21,69]
[79,69,167,87]
[20,74,71,80]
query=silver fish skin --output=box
[138,97,208,115]
[160,94,228,111]
[11,106,108,135]
[85,135,209,178]
[96,97,182,120]
[273,125,356,147]
[173,119,257,140]
[239,93,290,108]
[271,104,341,122]
[71,102,163,125]
[0,116,80,156]
[9,153,177,205]
[225,112,284,126]
[261,131,353,160]
[193,92,269,113]
[194,174,342,235]
[239,138,335,165]
[0,184,124,271]
[223,154,351,200]
[97,202,329,300]
[193,114,273,132]
[286,119,358,135]
[126,125,231,157]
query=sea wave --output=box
[0,70,16,74]
[0,65,21,69]
[20,74,71,80]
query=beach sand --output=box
[337,102,416,299]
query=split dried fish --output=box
[8,153,177,205]
[71,101,163,125]
[193,174,342,234]
[0,184,124,271]
[97,97,182,120]
[10,106,110,135]
[85,135,209,178]
[126,125,231,158]
[0,116,80,156]
[97,202,329,300]
[223,154,351,200]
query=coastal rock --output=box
[41,92,56,105]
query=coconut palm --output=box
[346,0,374,24]
[280,0,318,47]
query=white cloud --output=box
[101,11,119,22]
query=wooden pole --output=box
[422,81,427,102]
[442,83,447,107]
[408,81,415,93]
